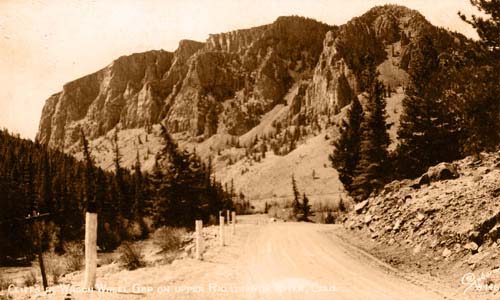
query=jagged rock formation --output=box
[37,42,204,149]
[36,5,475,172]
[37,16,332,149]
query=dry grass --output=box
[0,275,11,291]
[22,270,37,287]
[217,132,347,209]
[45,252,65,284]
[0,295,12,300]
[267,205,295,221]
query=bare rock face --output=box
[37,48,187,149]
[300,4,432,121]
[37,16,332,149]
[37,5,459,164]
[165,16,332,137]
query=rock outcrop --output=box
[36,5,472,172]
[37,16,332,149]
[36,47,196,149]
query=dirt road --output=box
[149,215,455,300]
[34,215,464,300]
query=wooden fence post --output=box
[84,212,97,290]
[231,211,236,235]
[219,216,225,246]
[195,220,203,260]
[226,210,230,225]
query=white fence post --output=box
[219,216,225,246]
[195,220,203,260]
[232,211,236,235]
[84,212,97,290]
[227,210,230,225]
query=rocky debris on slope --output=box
[345,151,500,273]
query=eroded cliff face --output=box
[37,5,463,167]
[37,16,332,149]
[164,16,333,138]
[296,5,432,121]
[37,48,186,149]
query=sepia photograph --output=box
[0,0,499,299]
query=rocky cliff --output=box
[36,5,473,178]
[37,16,332,149]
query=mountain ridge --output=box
[36,5,480,206]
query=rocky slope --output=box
[344,151,500,296]
[36,5,477,203]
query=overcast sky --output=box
[0,0,481,139]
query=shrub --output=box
[23,270,37,287]
[337,198,346,212]
[325,211,335,224]
[118,242,145,270]
[126,220,148,241]
[64,242,84,273]
[208,215,218,226]
[126,221,143,240]
[99,223,121,252]
[153,227,186,254]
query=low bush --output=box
[153,227,186,253]
[63,242,84,273]
[126,221,148,240]
[118,242,145,270]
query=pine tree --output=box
[291,175,301,216]
[112,130,129,218]
[132,152,145,221]
[150,157,169,227]
[81,129,96,213]
[154,125,209,227]
[229,179,235,203]
[131,151,148,238]
[0,129,141,259]
[397,91,463,178]
[301,193,311,221]
[459,0,500,54]
[329,97,363,191]
[458,1,500,155]
[40,151,53,213]
[21,155,37,215]
[395,34,463,178]
[351,78,390,200]
[336,73,355,108]
[460,69,500,158]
